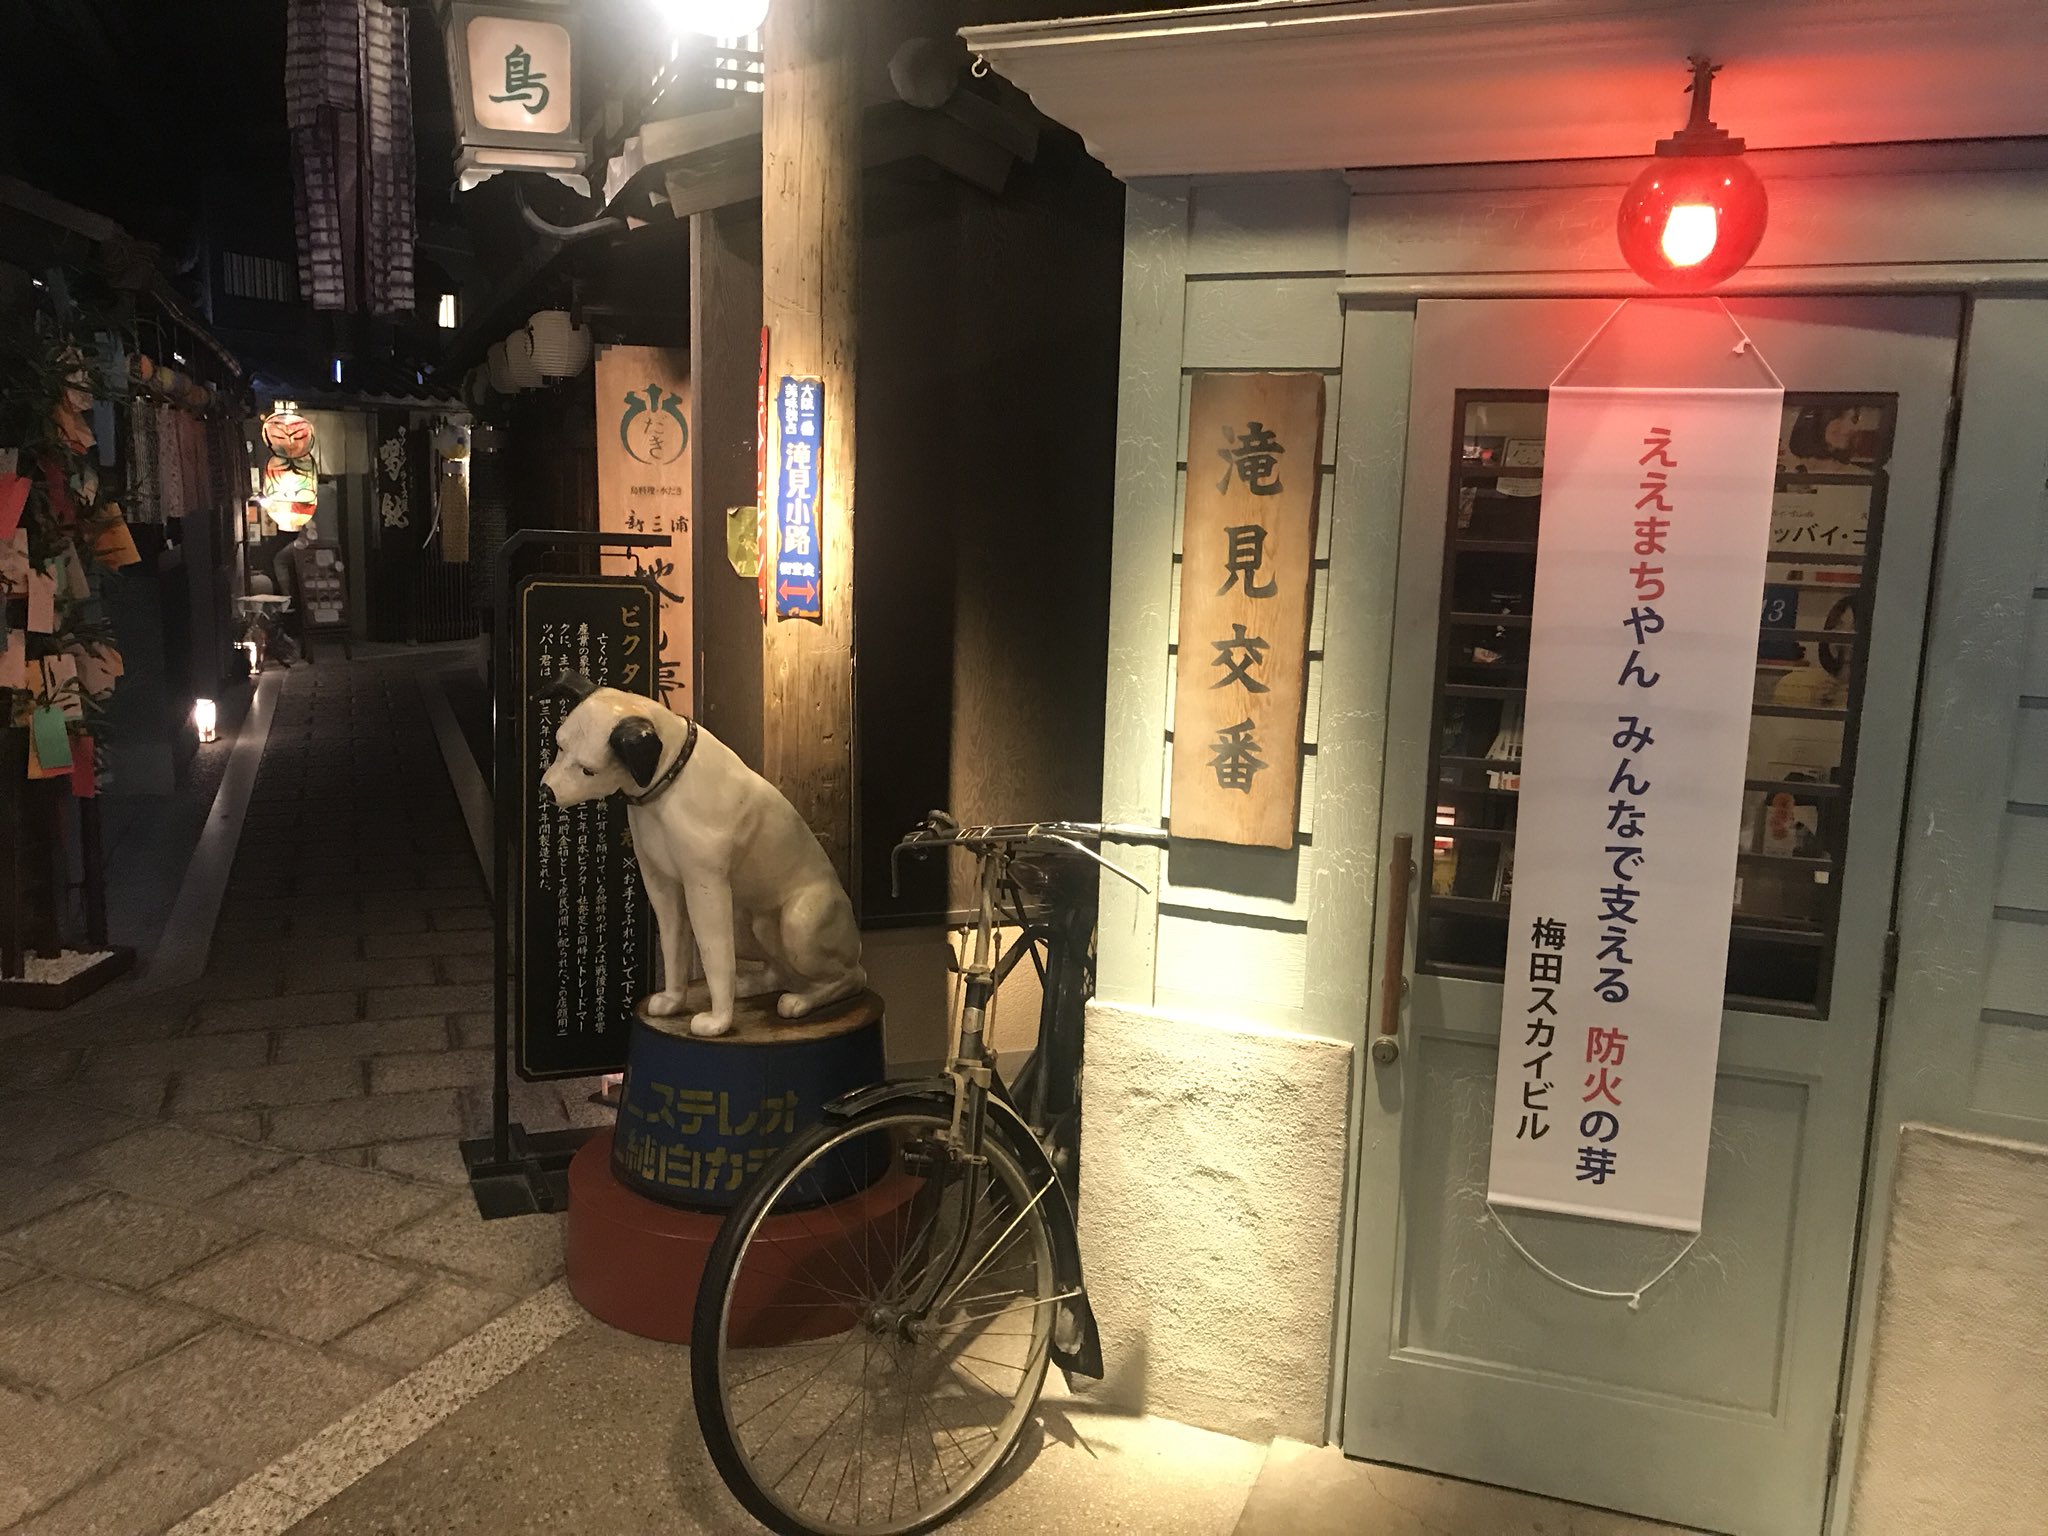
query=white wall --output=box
[1087,173,1367,1442]
[1091,146,2048,1518]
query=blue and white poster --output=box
[773,374,823,621]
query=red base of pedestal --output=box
[565,1135,919,1345]
[565,1137,722,1342]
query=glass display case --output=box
[1416,392,1897,1012]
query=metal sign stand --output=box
[463,527,671,1219]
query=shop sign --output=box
[1168,371,1325,849]
[595,344,693,711]
[464,13,572,135]
[289,542,349,633]
[755,327,770,619]
[1487,383,1781,1232]
[771,374,824,621]
[517,575,657,1079]
[442,2,589,194]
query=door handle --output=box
[1372,832,1415,1067]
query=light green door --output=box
[1342,296,1959,1536]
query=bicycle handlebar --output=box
[889,814,1168,898]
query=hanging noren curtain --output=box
[286,0,418,317]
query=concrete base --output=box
[1848,1124,2048,1534]
[1076,1000,1353,1444]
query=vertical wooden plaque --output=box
[595,344,694,711]
[1169,371,1325,849]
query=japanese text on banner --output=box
[773,374,823,621]
[1487,386,1780,1233]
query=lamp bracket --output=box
[1656,55,1745,158]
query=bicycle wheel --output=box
[692,1102,1057,1536]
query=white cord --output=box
[1550,298,1633,387]
[1487,1203,1700,1312]
[1714,297,1787,387]
[1550,296,1784,390]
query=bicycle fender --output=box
[823,1080,1105,1381]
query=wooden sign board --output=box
[595,344,693,712]
[290,541,350,632]
[517,575,657,1079]
[1169,372,1325,848]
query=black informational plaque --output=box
[515,575,657,1079]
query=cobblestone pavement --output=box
[0,652,599,1534]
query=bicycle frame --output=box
[825,813,1165,1380]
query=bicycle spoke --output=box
[737,1330,866,1435]
[937,1173,1058,1309]
[725,1337,850,1392]
[706,1109,1059,1535]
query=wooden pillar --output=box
[760,0,861,887]
[688,201,765,773]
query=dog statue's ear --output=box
[609,716,663,788]
[541,670,598,708]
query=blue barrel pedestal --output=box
[611,989,886,1211]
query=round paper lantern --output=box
[262,410,317,461]
[260,456,318,533]
[433,420,471,460]
[527,310,593,378]
[487,342,515,393]
[503,328,542,389]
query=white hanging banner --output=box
[1487,380,1782,1233]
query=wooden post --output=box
[689,202,765,774]
[760,0,861,887]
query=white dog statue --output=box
[540,671,866,1039]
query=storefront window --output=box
[1417,391,1896,1013]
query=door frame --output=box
[1323,282,1971,1534]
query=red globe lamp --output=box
[1617,57,1767,291]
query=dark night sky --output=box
[0,0,298,266]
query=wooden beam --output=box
[760,0,861,885]
[689,202,765,773]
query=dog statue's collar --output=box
[624,718,698,806]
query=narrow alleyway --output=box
[0,651,599,1534]
[0,652,1698,1536]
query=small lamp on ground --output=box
[195,699,218,744]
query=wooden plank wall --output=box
[1973,535,2048,1114]
[1098,174,1374,1038]
[1857,290,2048,1144]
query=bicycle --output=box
[690,813,1167,1536]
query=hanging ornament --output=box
[260,456,319,533]
[258,406,321,532]
[261,409,317,461]
[1617,57,1768,292]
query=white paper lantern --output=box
[486,342,515,392]
[503,327,543,389]
[527,310,593,378]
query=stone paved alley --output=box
[0,652,602,1534]
[0,652,1695,1536]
